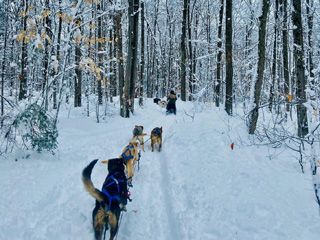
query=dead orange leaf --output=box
[231,142,234,150]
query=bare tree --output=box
[225,0,233,115]
[292,0,308,137]
[18,0,28,100]
[215,0,223,107]
[181,0,187,101]
[248,0,270,134]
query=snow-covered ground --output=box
[1,98,320,240]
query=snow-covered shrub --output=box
[1,103,58,155]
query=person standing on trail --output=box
[166,90,177,115]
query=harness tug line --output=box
[112,145,142,240]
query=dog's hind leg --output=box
[108,210,120,240]
[93,209,106,240]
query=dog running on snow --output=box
[119,142,139,186]
[132,125,147,152]
[82,159,128,240]
[151,127,162,152]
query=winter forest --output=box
[1,0,320,238]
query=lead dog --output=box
[82,159,128,240]
[132,125,147,152]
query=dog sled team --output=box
[82,125,162,240]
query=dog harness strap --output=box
[121,145,135,161]
[133,128,139,136]
[102,173,125,212]
[154,127,160,136]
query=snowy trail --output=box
[118,110,182,240]
[1,99,320,240]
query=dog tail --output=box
[82,159,105,202]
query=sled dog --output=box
[151,127,162,152]
[119,142,139,185]
[82,159,128,240]
[132,125,147,152]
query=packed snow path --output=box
[1,98,320,240]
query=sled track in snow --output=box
[145,114,182,240]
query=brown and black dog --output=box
[119,142,139,186]
[151,127,162,152]
[132,125,147,152]
[82,159,128,240]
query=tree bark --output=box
[139,1,145,97]
[282,0,290,112]
[1,0,9,116]
[215,0,223,107]
[248,0,270,134]
[292,0,308,137]
[97,1,103,105]
[115,8,125,117]
[19,0,28,100]
[181,0,187,101]
[269,0,278,111]
[74,18,82,108]
[225,0,233,115]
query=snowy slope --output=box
[1,98,320,240]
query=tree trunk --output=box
[282,0,290,112]
[97,1,103,105]
[1,0,9,116]
[19,0,28,100]
[187,0,193,101]
[139,1,145,97]
[292,0,308,137]
[181,0,187,101]
[216,0,223,107]
[248,0,270,134]
[124,0,139,117]
[115,8,125,117]
[225,0,233,115]
[269,0,278,111]
[74,18,82,108]
[53,0,63,110]
[306,0,314,80]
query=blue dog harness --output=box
[153,127,161,136]
[133,128,139,136]
[121,145,135,161]
[102,173,125,212]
